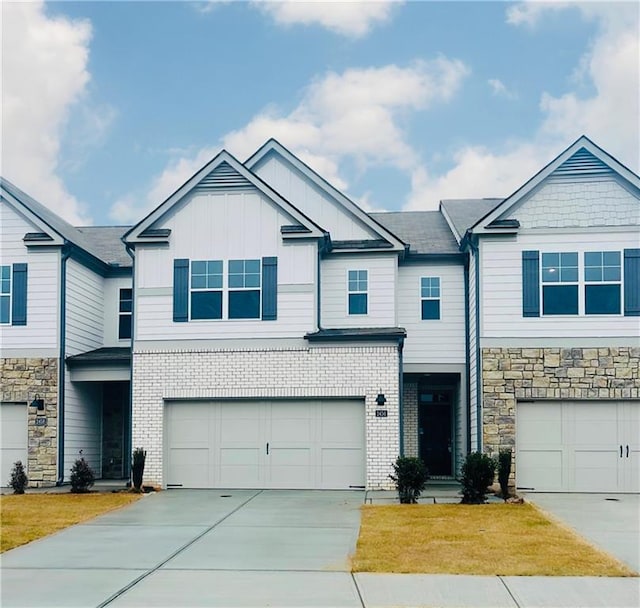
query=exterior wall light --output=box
[30,395,45,411]
[376,393,387,406]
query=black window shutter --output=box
[522,250,540,317]
[261,256,277,320]
[623,248,640,316]
[173,258,189,322]
[11,263,27,326]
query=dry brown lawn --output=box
[1,492,141,553]
[352,503,637,576]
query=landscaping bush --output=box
[70,458,95,493]
[460,452,497,504]
[131,448,146,492]
[498,449,512,501]
[389,456,430,504]
[9,460,28,494]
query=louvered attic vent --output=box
[194,162,253,191]
[552,148,614,179]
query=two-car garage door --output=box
[165,399,365,489]
[516,400,639,493]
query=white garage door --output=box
[1,403,28,487]
[165,399,365,489]
[516,400,639,493]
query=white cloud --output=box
[488,78,518,99]
[407,1,639,210]
[252,0,403,38]
[110,58,469,222]
[1,1,96,224]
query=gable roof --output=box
[124,149,325,244]
[470,135,640,235]
[370,211,460,255]
[1,178,131,270]
[245,139,406,253]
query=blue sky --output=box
[3,1,639,226]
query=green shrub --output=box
[498,449,512,501]
[389,456,430,504]
[70,458,95,493]
[131,448,147,492]
[460,452,497,504]
[9,460,28,494]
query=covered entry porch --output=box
[403,370,467,479]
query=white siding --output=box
[321,254,396,328]
[64,380,102,480]
[135,190,317,340]
[507,179,639,229]
[0,201,59,350]
[480,230,640,340]
[397,263,466,364]
[468,251,479,450]
[254,155,377,241]
[103,276,133,347]
[65,259,104,356]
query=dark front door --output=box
[418,390,453,476]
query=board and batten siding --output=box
[321,254,397,329]
[253,155,377,241]
[65,259,105,357]
[480,230,640,340]
[468,251,479,450]
[63,379,102,480]
[103,276,133,347]
[134,190,318,340]
[0,200,59,350]
[397,263,465,364]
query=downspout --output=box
[463,254,471,454]
[56,244,71,485]
[398,337,404,457]
[471,237,482,452]
[125,244,135,482]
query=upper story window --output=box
[228,259,261,319]
[0,263,27,326]
[584,251,621,315]
[348,270,368,315]
[191,260,223,320]
[523,249,639,318]
[1,265,11,324]
[118,288,132,339]
[541,252,578,315]
[421,276,441,320]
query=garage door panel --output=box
[517,450,563,491]
[165,399,365,489]
[166,448,209,488]
[517,400,638,493]
[1,403,28,487]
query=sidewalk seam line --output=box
[350,573,366,608]
[96,490,264,608]
[498,575,521,608]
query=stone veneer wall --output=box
[481,346,640,466]
[1,358,58,487]
[132,344,400,489]
[403,382,418,458]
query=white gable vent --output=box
[194,161,253,191]
[551,148,614,180]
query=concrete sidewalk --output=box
[1,488,638,607]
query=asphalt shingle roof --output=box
[370,211,460,255]
[75,226,132,267]
[440,199,503,241]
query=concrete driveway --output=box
[1,489,365,607]
[524,492,640,573]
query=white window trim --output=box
[0,265,11,325]
[420,276,441,321]
[347,269,368,316]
